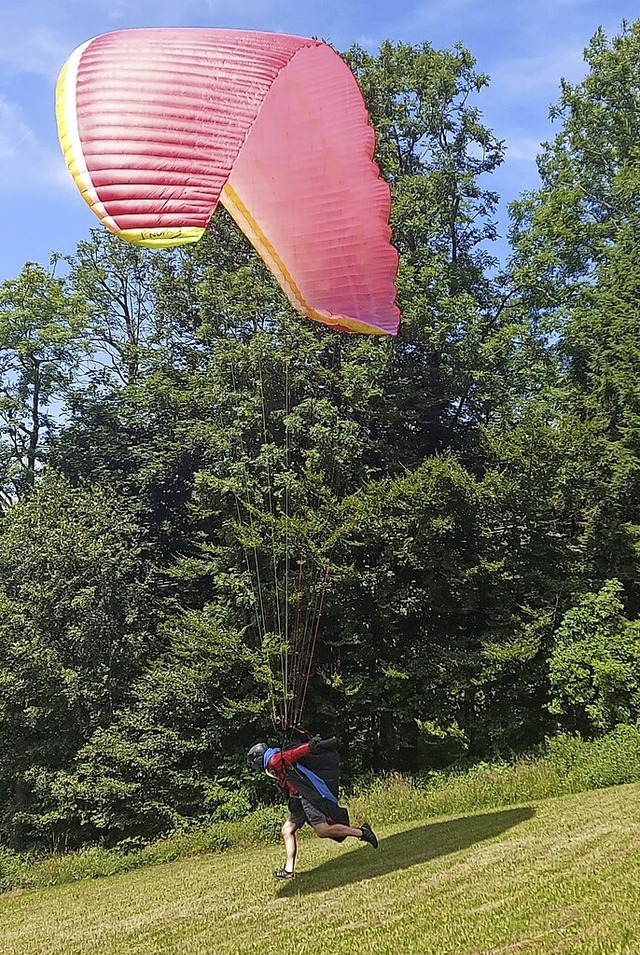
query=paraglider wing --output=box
[55,28,400,336]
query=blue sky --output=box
[0,0,635,282]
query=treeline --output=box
[1,23,640,853]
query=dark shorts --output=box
[287,796,328,829]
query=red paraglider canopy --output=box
[56,28,400,336]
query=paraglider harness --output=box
[263,734,350,836]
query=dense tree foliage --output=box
[0,24,639,850]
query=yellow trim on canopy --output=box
[116,227,205,248]
[56,44,119,234]
[221,183,389,336]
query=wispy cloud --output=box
[490,47,587,101]
[0,0,238,81]
[0,98,32,161]
[1,27,73,83]
[0,95,67,193]
[503,134,546,163]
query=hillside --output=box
[2,784,640,955]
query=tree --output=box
[509,20,640,318]
[65,231,175,389]
[0,263,86,502]
[508,19,640,608]
[561,167,640,605]
[345,41,546,451]
[27,610,266,848]
[0,474,162,848]
[548,580,640,735]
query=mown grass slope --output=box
[2,783,640,955]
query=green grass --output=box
[2,782,640,954]
[0,806,284,895]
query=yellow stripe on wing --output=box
[220,182,387,335]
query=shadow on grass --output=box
[279,806,535,895]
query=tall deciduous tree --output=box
[0,474,163,847]
[0,263,86,502]
[65,231,172,389]
[548,580,640,736]
[346,40,543,449]
[508,19,640,606]
[510,21,640,307]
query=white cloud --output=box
[0,98,32,159]
[490,47,587,100]
[503,134,545,162]
[0,95,67,193]
[0,6,76,82]
[0,0,221,80]
[3,26,72,82]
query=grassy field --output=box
[2,783,640,955]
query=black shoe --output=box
[360,823,378,848]
[273,868,295,880]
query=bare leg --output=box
[312,822,365,840]
[281,817,300,872]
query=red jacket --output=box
[266,742,312,796]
